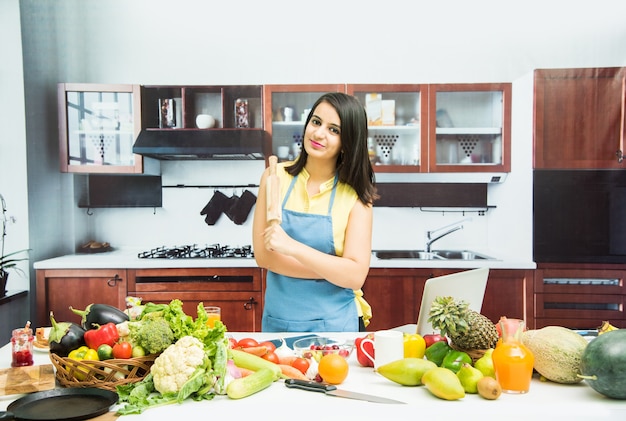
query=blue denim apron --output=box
[262,174,358,332]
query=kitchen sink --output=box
[373,250,496,260]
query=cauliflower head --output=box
[151,336,206,395]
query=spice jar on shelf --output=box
[11,322,34,367]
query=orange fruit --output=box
[318,353,349,384]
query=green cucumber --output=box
[226,367,275,399]
[230,348,281,380]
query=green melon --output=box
[521,326,588,384]
[579,329,626,399]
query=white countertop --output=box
[33,248,536,270]
[1,332,623,420]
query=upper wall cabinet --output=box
[58,83,145,174]
[427,83,511,173]
[534,67,626,169]
[347,84,427,173]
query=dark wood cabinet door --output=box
[362,268,437,331]
[534,67,626,169]
[481,269,534,327]
[36,269,127,327]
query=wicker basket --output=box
[50,353,158,391]
[449,343,490,364]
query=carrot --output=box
[239,367,255,377]
[278,364,309,381]
[278,355,297,366]
[239,346,269,357]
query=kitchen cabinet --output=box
[35,269,127,327]
[347,85,427,173]
[127,268,263,332]
[58,83,148,174]
[534,67,626,169]
[534,265,626,329]
[263,84,347,162]
[362,268,530,331]
[426,83,511,173]
[141,85,264,130]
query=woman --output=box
[253,92,377,332]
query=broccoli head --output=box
[128,317,175,355]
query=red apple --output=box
[355,334,375,367]
[423,333,448,348]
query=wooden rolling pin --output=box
[267,155,282,226]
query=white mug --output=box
[358,330,404,369]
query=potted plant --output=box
[1,193,29,297]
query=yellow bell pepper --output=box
[403,333,426,358]
[67,345,99,380]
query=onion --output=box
[273,338,295,360]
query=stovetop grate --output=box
[138,244,253,259]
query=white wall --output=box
[8,0,626,305]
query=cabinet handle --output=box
[107,274,122,287]
[243,297,257,310]
[617,150,624,164]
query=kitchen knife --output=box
[284,379,406,404]
[266,155,282,226]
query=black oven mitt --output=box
[200,190,230,225]
[226,189,257,225]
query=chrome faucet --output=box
[425,218,472,252]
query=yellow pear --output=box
[422,367,465,400]
[376,358,437,386]
[456,362,484,393]
[474,348,496,379]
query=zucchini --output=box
[230,348,281,380]
[226,368,275,399]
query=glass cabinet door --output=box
[264,85,346,161]
[58,83,142,173]
[348,85,427,173]
[428,83,511,173]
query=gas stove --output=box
[137,244,253,259]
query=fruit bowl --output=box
[293,336,354,361]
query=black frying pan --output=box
[0,388,117,421]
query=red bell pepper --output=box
[83,322,119,350]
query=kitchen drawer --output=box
[534,268,624,294]
[535,293,624,324]
[127,268,262,293]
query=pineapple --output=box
[427,296,498,350]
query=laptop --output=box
[415,267,490,336]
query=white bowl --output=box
[196,114,215,129]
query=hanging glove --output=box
[200,191,230,225]
[226,189,257,225]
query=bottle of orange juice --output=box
[492,318,534,393]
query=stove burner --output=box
[138,244,253,259]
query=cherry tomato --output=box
[291,357,310,375]
[227,337,238,349]
[262,351,280,364]
[259,341,277,353]
[112,342,132,359]
[236,338,259,348]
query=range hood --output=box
[133,129,269,160]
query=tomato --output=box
[228,337,238,349]
[259,341,277,353]
[112,341,132,359]
[261,351,280,364]
[236,338,259,348]
[291,357,310,375]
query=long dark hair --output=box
[286,92,378,205]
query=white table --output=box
[2,332,625,420]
